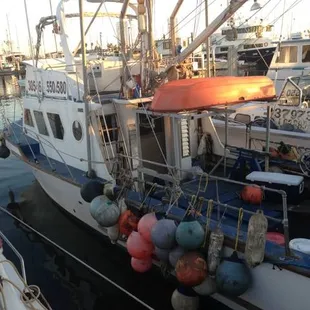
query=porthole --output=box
[72,121,83,141]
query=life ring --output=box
[264,42,268,47]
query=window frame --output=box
[33,110,49,136]
[47,112,64,140]
[24,108,34,127]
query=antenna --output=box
[49,0,59,53]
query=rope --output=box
[0,259,51,310]
[203,199,213,247]
[139,183,157,210]
[0,283,7,310]
[234,208,244,252]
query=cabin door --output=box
[138,114,167,174]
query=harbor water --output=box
[0,76,231,310]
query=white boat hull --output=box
[26,163,310,310]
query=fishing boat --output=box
[2,0,310,309]
[0,230,51,309]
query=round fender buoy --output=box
[193,277,216,296]
[175,252,207,286]
[131,257,152,273]
[138,213,158,243]
[127,231,153,259]
[80,180,103,203]
[216,252,252,296]
[175,219,205,250]
[241,186,263,205]
[171,287,199,310]
[151,219,177,249]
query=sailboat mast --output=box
[6,14,12,53]
[78,0,92,177]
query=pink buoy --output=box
[138,213,158,243]
[266,232,285,246]
[127,231,154,259]
[131,257,153,273]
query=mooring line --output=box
[0,207,155,310]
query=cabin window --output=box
[47,113,64,140]
[302,45,310,63]
[163,41,171,50]
[33,111,49,136]
[99,114,118,143]
[24,109,34,127]
[276,46,297,63]
[72,121,83,141]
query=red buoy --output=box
[266,232,285,246]
[131,257,153,273]
[175,252,207,286]
[127,231,154,259]
[119,210,139,236]
[138,213,158,243]
[241,186,263,205]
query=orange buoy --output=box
[175,252,207,286]
[138,213,158,243]
[119,210,139,237]
[131,257,153,273]
[127,231,154,259]
[241,186,263,205]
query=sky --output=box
[0,0,308,55]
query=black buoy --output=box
[80,180,104,203]
[0,139,10,159]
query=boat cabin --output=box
[267,37,310,95]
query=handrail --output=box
[7,121,75,181]
[0,231,27,283]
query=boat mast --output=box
[6,14,12,53]
[78,0,93,177]
[170,0,184,57]
[173,0,248,64]
[205,0,210,77]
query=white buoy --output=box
[207,227,224,275]
[119,198,127,214]
[107,224,119,244]
[245,210,268,268]
[193,277,216,296]
[171,288,199,310]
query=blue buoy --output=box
[151,219,177,249]
[80,180,103,203]
[155,247,170,262]
[169,246,186,267]
[175,217,205,250]
[216,252,252,297]
[90,195,120,227]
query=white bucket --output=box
[289,238,310,255]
